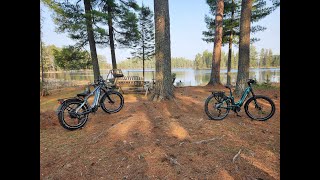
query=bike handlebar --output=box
[247,79,256,85]
[93,76,106,85]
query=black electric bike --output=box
[57,76,124,130]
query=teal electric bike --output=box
[204,79,275,121]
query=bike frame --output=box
[226,86,253,109]
[75,84,102,113]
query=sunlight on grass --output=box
[218,169,234,180]
[168,121,190,140]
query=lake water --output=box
[43,68,280,86]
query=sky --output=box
[41,0,280,64]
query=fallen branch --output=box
[193,135,225,144]
[164,154,181,166]
[90,129,106,144]
[232,149,242,163]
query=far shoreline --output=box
[42,67,280,73]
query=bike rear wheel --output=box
[244,95,275,121]
[58,99,89,130]
[205,94,230,120]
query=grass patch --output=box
[40,87,84,112]
[252,76,279,90]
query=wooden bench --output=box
[115,76,150,95]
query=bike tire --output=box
[204,94,230,120]
[244,95,275,121]
[100,90,124,114]
[57,99,89,130]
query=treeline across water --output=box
[120,46,280,70]
[194,47,280,70]
[41,44,279,71]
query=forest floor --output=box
[40,84,280,180]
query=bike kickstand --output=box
[235,112,242,117]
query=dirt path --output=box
[40,86,280,179]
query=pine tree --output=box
[235,0,253,95]
[131,4,155,81]
[249,45,258,67]
[152,0,174,101]
[259,48,265,68]
[194,53,202,69]
[232,51,238,69]
[53,46,92,70]
[43,0,102,80]
[203,0,278,85]
[44,0,140,72]
[203,50,212,68]
[272,54,280,67]
[98,0,140,69]
[207,0,224,85]
[266,49,273,67]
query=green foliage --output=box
[43,0,105,48]
[43,0,140,49]
[131,4,155,60]
[250,45,258,67]
[194,50,236,69]
[252,75,277,90]
[232,51,239,69]
[97,55,112,69]
[172,57,194,68]
[41,44,61,71]
[259,48,265,67]
[98,0,140,48]
[172,73,176,79]
[258,48,278,68]
[194,50,212,69]
[53,46,93,70]
[118,57,194,69]
[272,55,280,67]
[203,0,278,45]
[266,49,273,67]
[193,47,278,70]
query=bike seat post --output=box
[225,85,232,96]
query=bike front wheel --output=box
[244,95,275,121]
[100,90,124,113]
[205,94,230,120]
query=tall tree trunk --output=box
[152,0,173,101]
[107,0,117,70]
[142,30,145,81]
[84,0,101,80]
[40,6,44,84]
[143,45,145,81]
[226,33,233,86]
[207,0,224,86]
[235,0,253,95]
[227,0,235,86]
[40,39,44,84]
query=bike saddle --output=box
[77,92,88,97]
[114,73,124,78]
